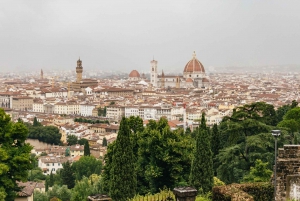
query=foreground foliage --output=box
[0,108,33,200]
[212,182,273,201]
[190,113,213,193]
[109,117,137,201]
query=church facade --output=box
[150,52,209,89]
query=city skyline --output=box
[1,0,300,73]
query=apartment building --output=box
[106,105,125,121]
[12,96,33,111]
[54,101,80,115]
[79,103,97,116]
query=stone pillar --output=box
[173,187,197,201]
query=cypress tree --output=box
[109,117,136,201]
[190,113,213,193]
[45,179,49,192]
[211,124,220,157]
[84,140,90,156]
[102,137,107,147]
[49,171,54,187]
[33,117,40,126]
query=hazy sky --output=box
[1,0,300,73]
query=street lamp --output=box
[272,130,281,200]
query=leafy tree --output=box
[109,117,136,201]
[78,138,88,145]
[242,159,272,182]
[56,185,71,201]
[34,190,48,201]
[72,156,102,181]
[291,100,299,108]
[28,167,46,181]
[71,175,102,201]
[102,137,107,147]
[0,108,33,201]
[190,113,213,193]
[137,117,193,194]
[128,116,144,134]
[283,107,300,121]
[185,127,192,135]
[27,125,62,145]
[67,135,78,146]
[84,140,90,156]
[61,161,75,189]
[98,107,107,117]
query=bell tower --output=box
[76,58,83,82]
[150,59,158,87]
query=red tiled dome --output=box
[186,78,193,82]
[203,78,209,82]
[183,52,205,73]
[129,70,140,78]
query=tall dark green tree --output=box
[190,113,213,193]
[0,108,33,201]
[84,141,90,156]
[33,117,41,127]
[102,137,107,147]
[211,124,220,157]
[61,161,75,189]
[49,171,54,187]
[109,117,136,201]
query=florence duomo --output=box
[150,51,209,89]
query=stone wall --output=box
[276,145,300,200]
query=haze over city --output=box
[1,0,300,73]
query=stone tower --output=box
[150,59,158,87]
[176,76,180,88]
[76,58,83,82]
[41,69,43,80]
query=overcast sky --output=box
[1,0,300,73]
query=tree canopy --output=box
[0,108,33,200]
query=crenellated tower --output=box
[76,58,83,82]
[150,59,158,87]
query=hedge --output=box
[212,182,273,201]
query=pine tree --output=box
[190,113,213,193]
[61,161,75,189]
[109,117,136,201]
[84,140,90,156]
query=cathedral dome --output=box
[183,52,205,73]
[186,78,193,82]
[129,70,140,78]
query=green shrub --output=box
[212,182,273,201]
